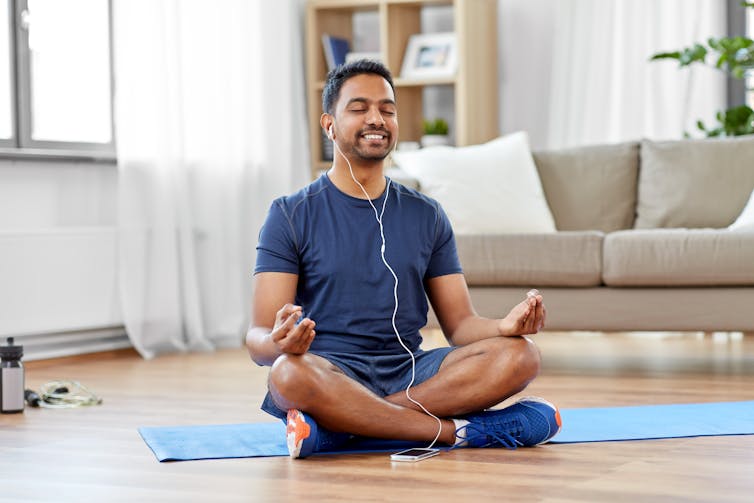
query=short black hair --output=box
[322,59,395,115]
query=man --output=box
[246,60,560,459]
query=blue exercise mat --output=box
[138,422,421,462]
[138,400,754,462]
[551,400,754,443]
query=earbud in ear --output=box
[328,125,334,140]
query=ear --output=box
[320,113,334,140]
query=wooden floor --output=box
[2,331,753,502]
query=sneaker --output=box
[286,409,352,458]
[455,397,562,449]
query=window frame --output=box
[747,3,754,108]
[0,0,16,148]
[0,0,115,161]
[727,0,751,109]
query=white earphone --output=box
[326,114,441,450]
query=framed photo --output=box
[400,32,458,80]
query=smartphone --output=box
[390,448,441,462]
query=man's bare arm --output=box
[246,272,316,366]
[425,274,545,347]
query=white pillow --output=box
[728,188,754,231]
[392,132,556,234]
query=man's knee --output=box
[268,353,337,405]
[268,353,312,400]
[488,336,541,383]
[512,336,541,381]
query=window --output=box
[748,5,754,108]
[1,0,113,155]
[1,0,12,143]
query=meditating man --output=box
[246,60,561,458]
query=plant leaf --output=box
[650,51,681,61]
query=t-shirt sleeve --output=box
[425,203,463,279]
[254,200,300,275]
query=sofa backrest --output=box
[635,136,754,229]
[532,142,639,232]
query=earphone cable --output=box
[36,380,102,408]
[332,139,444,449]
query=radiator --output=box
[0,227,130,360]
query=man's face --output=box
[332,73,398,162]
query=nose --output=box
[365,106,385,127]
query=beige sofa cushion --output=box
[636,136,754,229]
[456,232,604,287]
[603,229,754,286]
[533,142,639,232]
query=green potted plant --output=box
[421,118,450,147]
[650,1,754,137]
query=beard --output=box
[346,128,395,161]
[352,145,391,161]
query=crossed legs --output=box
[267,336,541,446]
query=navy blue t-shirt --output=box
[254,174,462,354]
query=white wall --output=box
[0,159,125,359]
[497,0,558,149]
[0,159,117,228]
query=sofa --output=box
[391,135,754,333]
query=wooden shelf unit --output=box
[305,0,499,177]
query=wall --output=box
[497,0,558,148]
[0,159,117,229]
[0,158,128,359]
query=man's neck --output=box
[328,158,386,200]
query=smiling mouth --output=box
[360,132,389,143]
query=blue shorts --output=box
[261,346,456,420]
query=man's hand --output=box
[271,304,316,354]
[497,289,546,336]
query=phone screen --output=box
[390,448,441,462]
[396,449,435,457]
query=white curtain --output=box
[112,0,309,358]
[546,0,727,148]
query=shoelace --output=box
[453,417,526,450]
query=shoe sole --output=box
[515,396,562,445]
[286,409,312,458]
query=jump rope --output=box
[328,124,444,449]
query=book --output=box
[321,34,350,70]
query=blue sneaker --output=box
[286,409,352,458]
[456,397,561,449]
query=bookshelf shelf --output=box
[393,76,456,87]
[305,0,499,179]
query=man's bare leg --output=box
[268,335,539,445]
[384,335,540,417]
[268,353,457,445]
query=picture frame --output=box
[400,32,458,80]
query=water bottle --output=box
[0,337,24,413]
